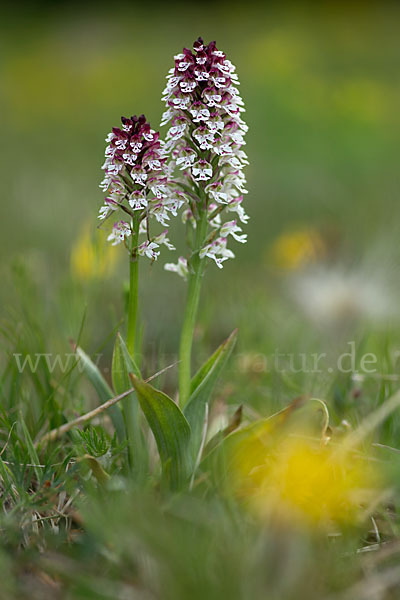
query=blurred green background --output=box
[1,1,400,414]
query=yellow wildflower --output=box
[242,437,377,525]
[221,402,380,527]
[269,228,325,270]
[70,223,118,281]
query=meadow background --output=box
[1,2,400,598]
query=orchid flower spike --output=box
[98,114,179,260]
[161,37,249,275]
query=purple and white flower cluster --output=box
[161,37,249,271]
[98,40,248,272]
[98,114,180,260]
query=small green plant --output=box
[75,426,113,458]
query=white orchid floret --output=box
[194,67,210,82]
[206,113,225,133]
[130,165,148,186]
[223,170,247,193]
[219,58,235,73]
[167,116,188,141]
[164,257,189,279]
[219,155,244,169]
[103,159,123,176]
[137,240,160,261]
[208,203,222,228]
[222,101,244,117]
[200,237,235,269]
[176,147,197,170]
[227,196,249,224]
[122,151,137,166]
[105,144,116,158]
[211,74,229,89]
[220,220,247,243]
[170,92,191,109]
[99,175,111,192]
[189,104,210,122]
[180,80,197,93]
[98,197,119,220]
[166,75,181,91]
[149,177,169,199]
[230,132,246,146]
[192,125,215,149]
[160,108,174,127]
[115,137,128,150]
[143,129,156,142]
[129,139,143,154]
[202,87,222,107]
[128,190,148,210]
[98,206,111,220]
[205,180,229,204]
[154,229,175,251]
[149,203,170,227]
[236,118,249,134]
[107,221,131,246]
[164,198,185,217]
[192,159,213,181]
[143,157,163,171]
[213,137,233,156]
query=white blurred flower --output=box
[291,267,395,327]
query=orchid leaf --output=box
[184,329,237,461]
[129,374,191,490]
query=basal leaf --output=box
[129,374,191,489]
[189,329,238,397]
[184,329,237,461]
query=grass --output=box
[2,239,400,599]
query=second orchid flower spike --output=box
[98,114,180,260]
[98,114,182,357]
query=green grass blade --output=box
[112,333,146,479]
[76,346,125,442]
[0,457,17,504]
[19,414,42,483]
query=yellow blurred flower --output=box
[222,402,380,527]
[240,437,377,525]
[269,228,325,270]
[70,223,118,281]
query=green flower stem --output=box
[127,221,140,359]
[179,207,208,407]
